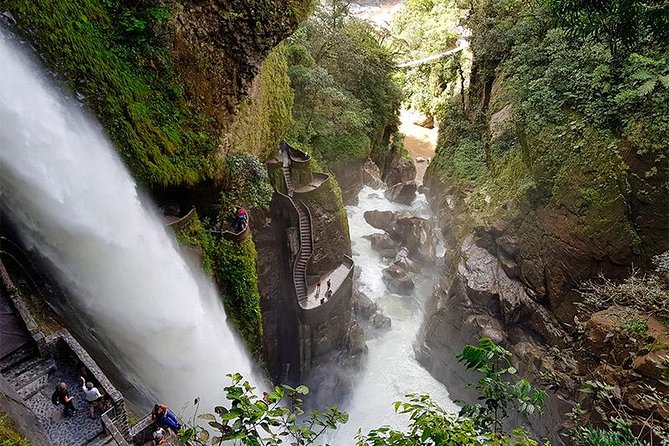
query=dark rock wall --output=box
[171,0,307,128]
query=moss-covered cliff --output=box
[2,0,313,356]
[2,0,310,188]
[420,0,669,439]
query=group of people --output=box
[51,377,104,419]
[315,277,333,304]
[150,403,182,445]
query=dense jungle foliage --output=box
[427,0,669,255]
[285,0,402,166]
[390,0,463,117]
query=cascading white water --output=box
[0,29,256,410]
[332,186,458,441]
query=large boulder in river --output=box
[394,247,421,273]
[372,312,392,330]
[364,233,398,258]
[362,159,384,189]
[384,181,417,205]
[364,210,437,263]
[364,210,397,234]
[382,264,415,294]
[353,290,377,320]
[383,156,416,187]
[394,215,437,263]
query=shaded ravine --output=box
[332,186,457,441]
[0,29,257,412]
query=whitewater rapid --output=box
[0,29,256,410]
[333,186,457,441]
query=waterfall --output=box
[0,29,256,410]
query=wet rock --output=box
[382,264,415,294]
[363,210,397,234]
[371,312,391,330]
[384,181,417,205]
[393,247,421,273]
[362,159,384,189]
[352,290,377,320]
[364,233,397,258]
[394,215,437,264]
[383,156,416,187]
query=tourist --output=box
[327,278,331,291]
[316,277,321,296]
[235,207,248,231]
[151,426,168,446]
[80,377,103,419]
[325,289,333,300]
[152,403,182,431]
[51,382,77,417]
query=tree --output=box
[547,0,669,62]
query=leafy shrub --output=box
[575,420,647,446]
[579,271,669,325]
[219,153,274,212]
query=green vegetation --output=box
[426,0,668,253]
[580,272,669,325]
[176,216,263,356]
[179,372,348,445]
[219,153,275,213]
[178,339,547,445]
[390,0,463,117]
[285,0,402,166]
[0,412,29,446]
[225,45,295,160]
[5,0,219,187]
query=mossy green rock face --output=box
[176,214,263,355]
[4,0,312,188]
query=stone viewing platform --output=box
[304,257,354,310]
[272,142,354,311]
[0,259,129,446]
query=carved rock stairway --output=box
[293,201,312,304]
[282,161,294,195]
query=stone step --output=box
[86,434,115,446]
[17,371,52,400]
[0,344,36,374]
[9,358,56,393]
[6,354,49,378]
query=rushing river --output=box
[331,186,457,442]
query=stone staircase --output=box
[282,162,294,195]
[293,201,313,303]
[279,153,313,304]
[0,343,56,402]
[4,353,56,400]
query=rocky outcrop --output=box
[171,0,308,127]
[364,211,437,264]
[384,181,417,205]
[364,233,398,258]
[382,264,415,295]
[417,180,669,441]
[383,156,416,187]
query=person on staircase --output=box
[80,377,103,419]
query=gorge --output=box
[1,0,668,445]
